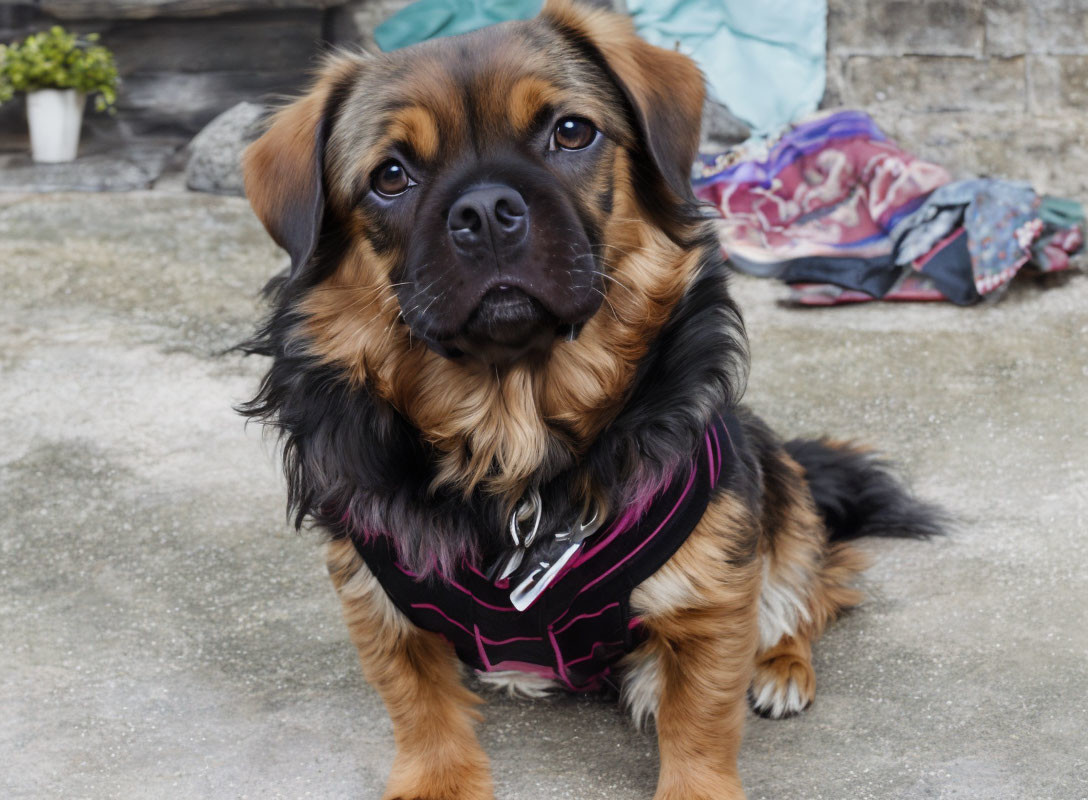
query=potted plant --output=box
[0,26,119,163]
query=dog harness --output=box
[352,412,743,692]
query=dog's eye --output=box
[552,117,597,151]
[372,160,412,197]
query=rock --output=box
[828,0,983,57]
[326,0,415,49]
[40,0,345,20]
[699,99,750,154]
[0,143,176,192]
[185,101,266,196]
[841,54,1026,114]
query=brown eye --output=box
[553,117,597,151]
[372,160,411,197]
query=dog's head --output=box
[244,0,733,497]
[246,0,704,360]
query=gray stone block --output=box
[866,107,1088,199]
[822,52,848,108]
[983,0,1027,57]
[1057,53,1088,106]
[1026,0,1088,55]
[842,55,1026,112]
[100,12,325,74]
[0,143,176,192]
[1030,54,1088,108]
[829,0,984,57]
[40,0,345,20]
[1028,54,1064,111]
[107,70,309,137]
[185,101,266,196]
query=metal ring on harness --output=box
[509,488,542,547]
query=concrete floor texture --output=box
[1,192,1085,800]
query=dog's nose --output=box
[448,185,528,252]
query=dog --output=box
[239,2,943,797]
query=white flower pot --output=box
[27,89,86,164]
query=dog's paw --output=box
[384,779,494,800]
[749,653,815,719]
[383,755,494,800]
[384,785,493,800]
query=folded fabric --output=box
[375,0,827,135]
[693,110,950,270]
[375,0,541,51]
[629,0,826,135]
[788,272,946,306]
[696,109,1085,306]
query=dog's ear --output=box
[243,58,358,276]
[541,0,705,203]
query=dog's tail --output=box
[785,438,946,541]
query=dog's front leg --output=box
[641,605,757,800]
[327,540,494,800]
[629,502,761,800]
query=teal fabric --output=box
[1039,195,1086,229]
[374,0,542,51]
[628,0,826,135]
[375,0,827,135]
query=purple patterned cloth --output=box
[695,110,1085,305]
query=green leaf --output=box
[0,25,118,111]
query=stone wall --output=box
[2,0,1086,199]
[0,1,338,147]
[827,0,1088,198]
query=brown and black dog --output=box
[240,2,942,797]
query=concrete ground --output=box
[1,191,1085,800]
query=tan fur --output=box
[750,635,816,717]
[298,125,701,503]
[749,450,868,718]
[627,494,761,800]
[243,57,362,255]
[540,0,705,197]
[749,539,868,719]
[506,75,565,135]
[327,539,494,800]
[540,0,704,129]
[624,447,873,793]
[385,104,442,162]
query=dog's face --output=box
[244,0,709,491]
[334,43,626,365]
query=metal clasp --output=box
[508,497,603,611]
[491,488,542,582]
[509,488,542,547]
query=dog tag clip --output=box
[487,488,542,582]
[509,541,582,612]
[508,499,603,611]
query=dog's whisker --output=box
[590,286,623,323]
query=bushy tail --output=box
[785,438,946,542]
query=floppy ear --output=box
[243,59,358,276]
[541,0,705,202]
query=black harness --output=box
[352,412,743,691]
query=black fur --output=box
[585,227,747,505]
[785,438,946,541]
[238,230,749,574]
